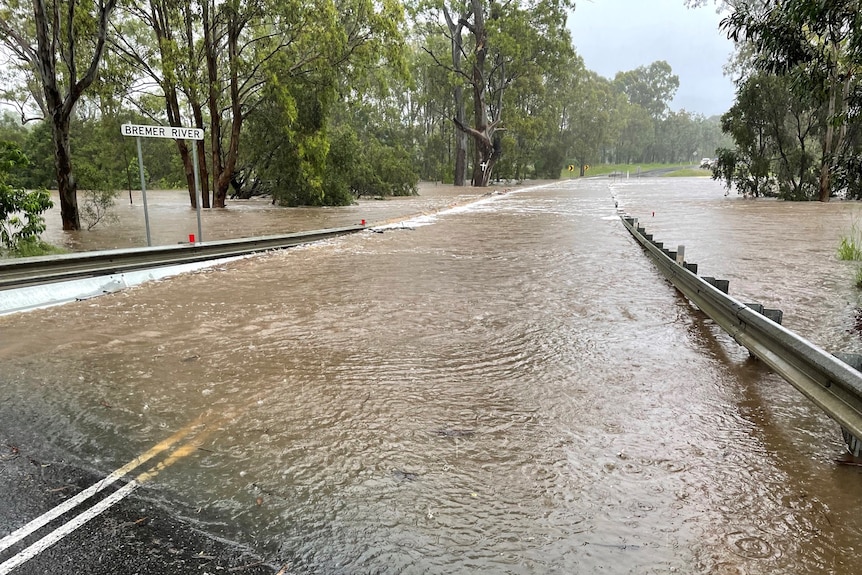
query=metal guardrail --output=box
[621,213,862,456]
[0,226,364,291]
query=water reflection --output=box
[2,178,862,573]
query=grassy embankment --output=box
[561,163,712,178]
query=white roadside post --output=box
[121,124,205,246]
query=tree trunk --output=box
[214,12,244,208]
[176,139,196,206]
[819,85,835,202]
[184,2,210,208]
[445,7,468,186]
[454,85,467,186]
[191,102,211,208]
[166,98,197,207]
[53,119,80,230]
[203,0,223,208]
[25,0,117,230]
[148,0,198,207]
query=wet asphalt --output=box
[0,434,279,575]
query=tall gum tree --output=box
[613,61,679,163]
[200,0,405,207]
[419,0,573,186]
[0,0,119,230]
[112,0,211,208]
[721,0,862,201]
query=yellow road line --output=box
[0,421,219,575]
[0,413,208,555]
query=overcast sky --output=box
[568,0,737,117]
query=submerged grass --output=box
[665,168,712,177]
[838,220,862,261]
[561,163,691,178]
[837,217,862,289]
[1,239,67,258]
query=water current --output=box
[3,177,862,573]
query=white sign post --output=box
[121,123,205,246]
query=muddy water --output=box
[39,184,498,252]
[3,178,862,573]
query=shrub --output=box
[838,220,862,261]
[0,141,53,250]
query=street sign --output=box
[121,123,204,140]
[121,123,205,247]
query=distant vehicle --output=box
[700,157,712,169]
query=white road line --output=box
[0,418,204,554]
[0,481,140,575]
[0,424,218,573]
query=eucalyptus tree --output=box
[613,61,679,163]
[112,0,210,207]
[0,0,119,230]
[564,70,625,173]
[202,0,406,207]
[499,62,554,180]
[721,0,862,201]
[614,103,653,164]
[614,61,679,122]
[409,37,458,182]
[418,0,574,186]
[714,72,820,199]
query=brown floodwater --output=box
[39,183,501,252]
[3,177,862,574]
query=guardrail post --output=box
[763,309,783,324]
[843,428,862,457]
[836,354,862,456]
[676,245,685,266]
[746,303,784,325]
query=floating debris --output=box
[429,428,475,438]
[392,469,420,482]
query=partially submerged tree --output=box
[419,0,574,186]
[721,0,862,201]
[0,0,119,230]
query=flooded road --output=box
[39,184,497,252]
[3,177,862,573]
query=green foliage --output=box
[839,237,862,261]
[326,125,418,199]
[838,220,862,261]
[0,0,742,206]
[614,61,679,121]
[0,141,53,250]
[10,238,67,257]
[665,168,712,177]
[80,189,120,230]
[714,72,823,200]
[15,121,54,190]
[721,0,862,201]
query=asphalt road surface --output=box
[0,429,279,574]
